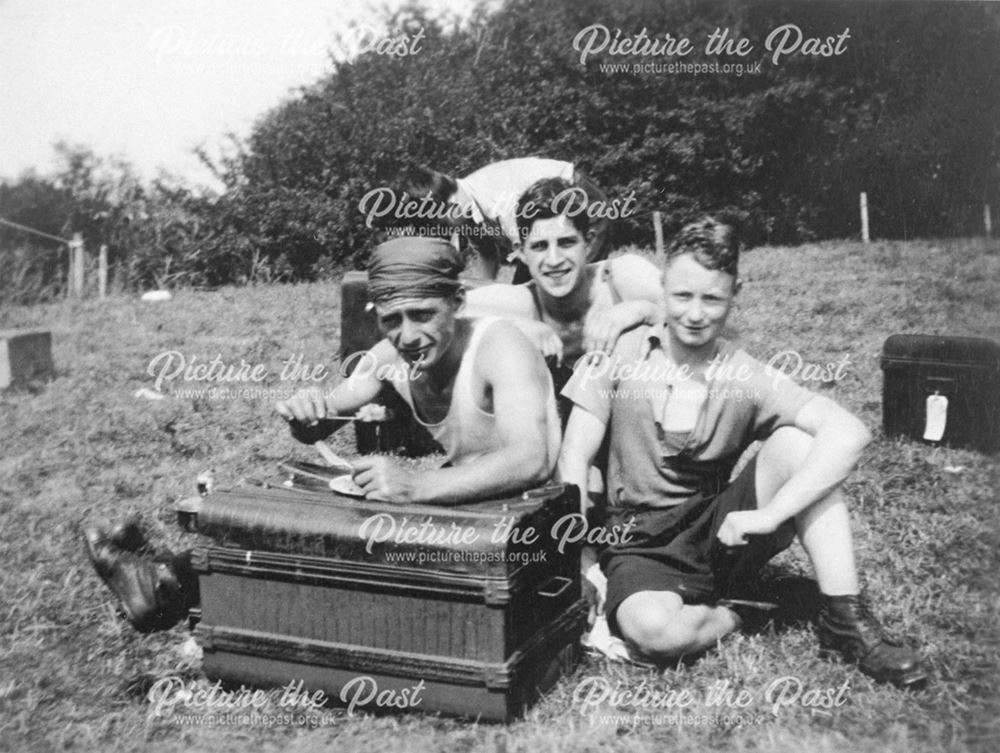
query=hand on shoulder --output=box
[463,283,537,320]
[604,253,664,305]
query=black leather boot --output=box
[84,527,193,632]
[107,519,148,552]
[816,594,927,688]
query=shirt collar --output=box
[641,328,734,368]
[642,324,666,360]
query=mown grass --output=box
[0,238,998,753]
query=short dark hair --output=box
[667,217,739,277]
[404,166,458,203]
[397,166,462,234]
[515,177,590,243]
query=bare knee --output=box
[616,593,700,658]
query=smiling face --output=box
[374,294,462,372]
[662,253,737,356]
[516,214,590,298]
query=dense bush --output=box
[211,0,999,273]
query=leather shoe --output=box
[108,520,148,552]
[83,527,185,632]
[817,594,927,688]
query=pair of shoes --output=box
[816,594,928,688]
[83,526,185,632]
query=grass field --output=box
[1,238,998,753]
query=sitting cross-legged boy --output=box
[557,217,927,687]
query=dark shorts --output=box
[602,456,796,633]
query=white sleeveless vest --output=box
[389,317,561,472]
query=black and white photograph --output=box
[1,1,998,751]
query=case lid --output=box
[881,334,1000,369]
[194,481,581,580]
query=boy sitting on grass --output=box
[558,217,927,687]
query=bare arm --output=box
[607,253,665,304]
[584,254,663,355]
[464,284,564,362]
[354,322,555,504]
[557,406,609,515]
[717,395,872,544]
[760,395,872,523]
[463,284,537,320]
[275,340,393,431]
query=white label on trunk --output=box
[923,393,949,442]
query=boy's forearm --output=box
[557,454,592,515]
[506,317,550,341]
[761,420,870,526]
[408,444,550,505]
[326,390,373,416]
[632,299,661,326]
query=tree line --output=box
[2,0,997,302]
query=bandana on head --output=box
[367,237,465,304]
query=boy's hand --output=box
[352,456,423,503]
[583,301,657,358]
[716,509,781,547]
[523,320,564,365]
[276,386,330,425]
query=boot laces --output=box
[854,598,897,646]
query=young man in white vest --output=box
[85,237,561,629]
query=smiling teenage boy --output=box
[465,177,663,392]
[406,159,613,281]
[557,217,926,687]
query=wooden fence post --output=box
[98,245,108,299]
[860,192,870,243]
[70,233,85,297]
[652,211,665,263]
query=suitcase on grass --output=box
[880,334,1000,452]
[195,600,587,722]
[191,481,583,663]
